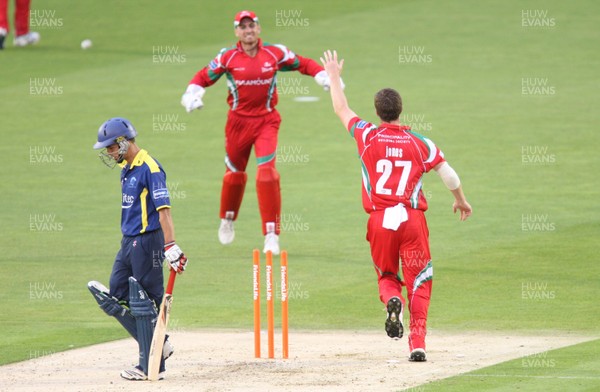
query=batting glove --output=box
[314,70,345,91]
[164,242,188,273]
[100,295,128,317]
[181,84,205,113]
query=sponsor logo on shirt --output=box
[122,193,135,209]
[261,61,274,72]
[356,120,369,129]
[153,188,170,200]
[209,60,219,70]
[379,134,411,140]
[235,77,273,86]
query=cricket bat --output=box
[147,269,177,381]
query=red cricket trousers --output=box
[0,0,30,36]
[367,208,433,351]
[220,109,282,235]
[224,109,280,171]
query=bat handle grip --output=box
[165,269,177,295]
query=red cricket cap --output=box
[234,10,259,27]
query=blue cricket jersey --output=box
[120,149,170,236]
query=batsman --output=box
[88,118,188,380]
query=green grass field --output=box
[420,339,600,391]
[1,0,599,390]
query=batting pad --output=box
[88,280,138,340]
[128,277,157,375]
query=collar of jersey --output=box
[381,122,411,132]
[127,149,149,169]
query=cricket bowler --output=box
[320,50,472,362]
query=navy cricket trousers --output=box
[109,229,165,306]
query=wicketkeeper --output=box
[88,117,188,380]
[181,10,342,255]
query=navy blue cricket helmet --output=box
[93,117,137,150]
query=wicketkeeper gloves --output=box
[181,84,206,112]
[314,70,345,91]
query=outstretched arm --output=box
[320,50,357,128]
[433,162,472,221]
[181,49,229,113]
[273,44,343,90]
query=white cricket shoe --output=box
[120,365,165,381]
[263,232,280,255]
[218,218,235,244]
[13,31,40,47]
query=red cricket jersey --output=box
[347,117,445,213]
[189,39,323,117]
